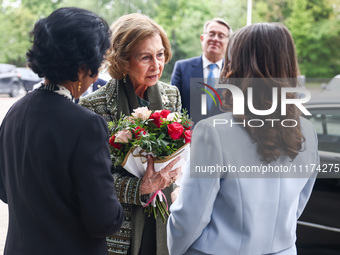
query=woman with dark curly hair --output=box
[168,23,319,255]
[0,7,123,255]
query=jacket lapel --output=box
[190,56,204,79]
[118,78,139,117]
[110,77,164,119]
[190,57,205,116]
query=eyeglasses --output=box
[205,31,228,40]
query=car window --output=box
[17,68,40,79]
[17,68,29,77]
[306,107,340,153]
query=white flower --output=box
[167,112,181,122]
[115,130,133,143]
[131,107,152,120]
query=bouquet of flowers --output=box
[108,107,193,223]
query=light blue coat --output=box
[167,112,319,255]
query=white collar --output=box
[202,55,223,69]
[38,83,74,102]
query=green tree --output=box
[60,0,160,25]
[285,0,314,75]
[154,0,214,82]
[1,0,339,78]
[252,0,340,77]
[0,6,36,65]
[21,0,62,17]
[286,0,340,77]
[253,0,290,23]
[211,0,248,30]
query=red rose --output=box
[167,122,184,140]
[150,112,162,128]
[133,126,146,140]
[160,109,171,118]
[109,135,115,146]
[109,135,122,149]
[183,130,191,144]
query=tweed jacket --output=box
[79,78,181,255]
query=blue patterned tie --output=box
[207,63,218,111]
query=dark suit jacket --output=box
[170,56,225,124]
[93,78,107,91]
[0,89,123,255]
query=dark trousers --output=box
[127,216,157,255]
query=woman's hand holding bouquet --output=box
[140,155,181,195]
[108,107,193,222]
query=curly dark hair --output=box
[26,7,111,84]
[220,23,305,163]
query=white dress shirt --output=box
[202,55,223,81]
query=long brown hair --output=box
[220,23,305,163]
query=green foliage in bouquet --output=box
[107,107,193,223]
[108,107,192,168]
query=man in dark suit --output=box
[91,77,107,92]
[171,18,231,123]
[82,77,107,97]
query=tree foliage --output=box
[253,0,340,77]
[0,6,36,65]
[1,0,339,79]
[285,0,340,77]
[154,0,213,80]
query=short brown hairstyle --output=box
[107,13,172,79]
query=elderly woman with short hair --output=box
[79,13,181,255]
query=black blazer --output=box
[0,89,123,255]
[93,78,107,91]
[170,56,225,124]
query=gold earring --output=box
[123,74,126,84]
[78,81,81,92]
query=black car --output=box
[0,63,24,97]
[16,67,43,92]
[296,90,340,254]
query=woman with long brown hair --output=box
[167,23,319,255]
